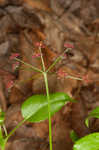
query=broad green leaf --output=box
[21,92,75,122]
[70,130,79,143]
[73,133,99,150]
[85,107,99,127]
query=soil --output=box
[0,0,99,150]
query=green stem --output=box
[3,125,7,137]
[66,75,82,81]
[0,125,3,138]
[46,48,70,73]
[4,119,26,146]
[15,58,43,73]
[43,72,52,150]
[39,46,52,150]
[0,126,5,150]
[0,119,25,150]
[1,144,5,150]
[39,47,46,72]
[46,56,62,73]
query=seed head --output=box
[64,43,74,49]
[10,53,20,60]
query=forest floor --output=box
[0,0,99,150]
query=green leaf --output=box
[70,130,79,143]
[21,92,74,122]
[89,107,99,118]
[73,133,99,150]
[85,118,89,128]
[85,107,99,128]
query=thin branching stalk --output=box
[15,58,43,73]
[46,48,70,73]
[39,46,52,150]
